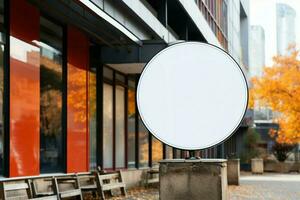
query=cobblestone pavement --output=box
[86,173,300,200]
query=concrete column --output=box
[227,159,240,185]
[251,158,264,174]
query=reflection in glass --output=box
[0,0,4,175]
[103,67,113,80]
[195,150,201,158]
[127,84,136,168]
[0,44,3,174]
[165,145,173,159]
[115,86,125,168]
[103,83,113,168]
[139,117,149,167]
[40,17,63,173]
[10,36,40,175]
[174,149,181,158]
[152,137,163,166]
[89,66,97,170]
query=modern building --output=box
[276,3,296,55]
[249,25,265,78]
[221,0,251,159]
[227,0,249,70]
[0,0,250,183]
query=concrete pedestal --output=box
[227,159,240,185]
[251,158,264,174]
[159,159,227,200]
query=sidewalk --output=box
[229,173,300,200]
[102,173,300,200]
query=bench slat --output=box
[59,189,81,198]
[102,183,126,191]
[5,195,28,200]
[77,175,95,179]
[98,173,119,180]
[34,191,55,196]
[147,178,159,184]
[33,195,58,200]
[80,185,97,190]
[4,183,29,191]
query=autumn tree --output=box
[250,47,300,144]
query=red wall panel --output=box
[67,26,89,173]
[9,0,40,177]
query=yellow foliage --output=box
[251,48,300,144]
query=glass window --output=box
[152,137,163,167]
[165,145,173,159]
[115,73,125,83]
[103,67,113,80]
[103,83,113,169]
[89,65,97,170]
[0,0,3,175]
[40,17,63,173]
[115,85,125,168]
[0,45,3,175]
[173,149,181,159]
[127,81,136,168]
[195,150,201,158]
[139,117,149,168]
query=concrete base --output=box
[251,158,264,174]
[159,159,227,200]
[122,169,145,188]
[264,161,300,173]
[227,159,240,185]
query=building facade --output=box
[276,3,296,55]
[0,0,250,182]
[249,25,265,78]
[227,0,249,70]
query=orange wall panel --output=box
[9,0,40,177]
[67,26,89,173]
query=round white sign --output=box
[137,42,248,150]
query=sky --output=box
[250,0,300,66]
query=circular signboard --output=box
[137,42,248,150]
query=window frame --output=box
[2,0,8,177]
[102,66,128,170]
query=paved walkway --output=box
[229,173,300,200]
[98,173,300,200]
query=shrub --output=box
[240,128,262,163]
[272,142,295,162]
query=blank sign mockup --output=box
[137,42,248,150]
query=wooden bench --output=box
[146,167,159,186]
[76,172,97,198]
[95,171,127,200]
[53,175,83,200]
[31,177,56,198]
[0,170,126,200]
[0,179,57,200]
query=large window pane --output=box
[139,117,149,167]
[174,149,181,159]
[0,0,4,175]
[127,82,136,168]
[40,17,63,173]
[152,137,163,167]
[103,83,113,168]
[165,145,173,159]
[0,44,3,175]
[10,0,40,176]
[115,85,125,168]
[89,66,97,170]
